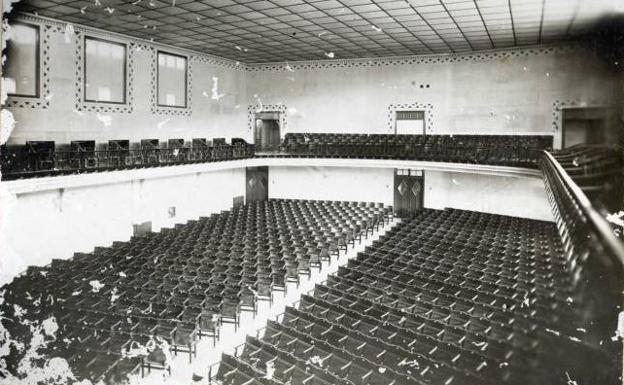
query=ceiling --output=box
[13,0,622,63]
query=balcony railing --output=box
[539,150,624,363]
[0,144,255,181]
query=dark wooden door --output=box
[246,166,268,203]
[394,170,424,218]
[255,119,280,151]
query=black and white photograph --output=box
[0,0,623,384]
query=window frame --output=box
[156,50,188,109]
[83,36,128,105]
[6,22,41,99]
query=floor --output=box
[130,218,400,385]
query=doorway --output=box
[395,110,425,135]
[562,107,608,149]
[254,112,281,152]
[246,166,268,204]
[394,169,424,218]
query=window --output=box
[5,23,40,98]
[395,110,425,135]
[157,51,187,108]
[84,37,126,104]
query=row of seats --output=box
[275,133,553,168]
[0,138,255,180]
[550,144,624,212]
[0,134,553,180]
[215,208,618,385]
[0,199,392,384]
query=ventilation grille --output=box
[396,111,425,120]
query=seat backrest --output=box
[26,141,55,154]
[140,139,159,149]
[167,138,184,149]
[212,138,227,146]
[192,138,208,148]
[70,140,96,152]
[108,140,130,151]
[231,138,248,146]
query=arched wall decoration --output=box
[74,30,135,114]
[247,104,288,138]
[4,21,56,109]
[246,45,578,73]
[151,48,193,116]
[387,103,434,133]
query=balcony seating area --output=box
[549,144,624,212]
[275,133,553,168]
[0,133,553,181]
[0,137,255,181]
[215,208,617,385]
[0,199,391,384]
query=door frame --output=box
[245,166,269,204]
[394,109,426,135]
[561,106,608,149]
[254,111,282,146]
[394,168,425,218]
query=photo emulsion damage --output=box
[1,0,624,384]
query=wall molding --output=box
[387,103,434,133]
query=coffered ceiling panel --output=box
[12,0,622,62]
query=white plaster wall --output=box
[424,171,553,221]
[269,166,395,206]
[0,168,245,285]
[247,49,619,149]
[269,166,552,222]
[7,26,250,145]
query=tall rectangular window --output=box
[157,51,187,108]
[5,23,40,98]
[85,37,126,104]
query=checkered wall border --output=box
[247,45,577,73]
[74,30,135,114]
[551,98,616,135]
[388,103,434,133]
[151,48,193,116]
[247,104,288,135]
[4,21,57,109]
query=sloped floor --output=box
[135,218,400,385]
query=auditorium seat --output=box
[166,138,187,164]
[108,140,131,169]
[0,137,255,180]
[70,140,97,169]
[214,208,616,385]
[140,139,160,166]
[278,133,552,168]
[26,140,56,172]
[0,133,551,181]
[0,199,391,383]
